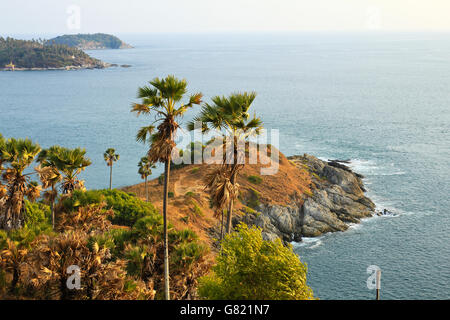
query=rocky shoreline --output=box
[237,154,377,242]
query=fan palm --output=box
[36,145,64,229]
[138,156,155,202]
[53,147,91,194]
[131,75,202,300]
[103,148,120,190]
[0,138,41,230]
[189,92,263,234]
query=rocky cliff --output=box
[237,154,375,242]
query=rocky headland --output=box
[123,148,377,246]
[238,155,375,242]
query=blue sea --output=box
[1,32,449,299]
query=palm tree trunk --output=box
[109,165,113,190]
[51,184,55,230]
[163,159,171,300]
[145,176,148,202]
[226,198,234,233]
[220,209,224,240]
[226,169,237,234]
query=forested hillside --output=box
[47,33,132,50]
[0,37,106,69]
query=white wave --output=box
[292,236,324,249]
[347,159,378,175]
[346,159,406,177]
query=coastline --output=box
[0,63,133,71]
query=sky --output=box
[1,0,450,36]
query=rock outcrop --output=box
[236,154,375,242]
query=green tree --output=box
[103,148,120,190]
[131,75,202,300]
[198,224,315,300]
[138,156,155,202]
[0,138,42,230]
[189,92,263,233]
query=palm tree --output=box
[189,92,263,234]
[138,156,155,202]
[103,148,120,190]
[36,145,63,229]
[0,134,6,200]
[0,138,41,230]
[54,147,91,194]
[131,75,202,300]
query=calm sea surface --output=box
[1,33,449,299]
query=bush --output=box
[23,200,51,230]
[246,188,261,209]
[247,175,263,185]
[198,224,315,300]
[61,189,159,227]
[0,201,53,250]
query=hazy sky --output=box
[2,0,450,35]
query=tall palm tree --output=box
[189,92,263,234]
[103,148,120,190]
[36,145,64,229]
[131,75,202,300]
[138,156,155,202]
[0,134,6,200]
[0,138,41,230]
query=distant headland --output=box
[0,35,133,71]
[46,33,133,50]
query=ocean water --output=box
[0,32,449,299]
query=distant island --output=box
[47,33,133,50]
[0,37,110,71]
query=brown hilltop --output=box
[122,145,312,246]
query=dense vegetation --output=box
[0,37,104,69]
[0,189,210,299]
[47,33,131,50]
[198,224,315,300]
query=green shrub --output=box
[0,201,53,249]
[191,167,200,174]
[246,188,261,209]
[247,175,263,185]
[198,224,315,300]
[61,189,159,227]
[242,205,259,216]
[168,191,174,198]
[88,228,133,257]
[185,191,195,197]
[23,200,51,230]
[189,199,204,217]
